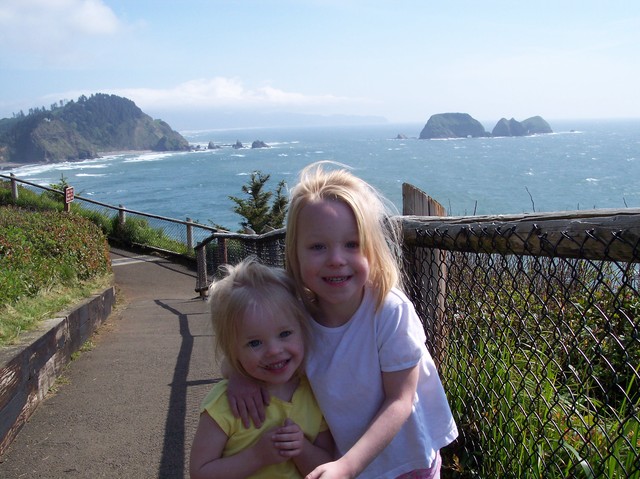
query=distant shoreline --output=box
[0,161,30,171]
[0,150,153,172]
[97,150,152,157]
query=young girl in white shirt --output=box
[229,162,458,478]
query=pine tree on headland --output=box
[229,171,287,234]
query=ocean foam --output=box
[123,153,172,163]
[4,156,115,177]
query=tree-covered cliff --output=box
[0,94,190,164]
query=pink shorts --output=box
[395,451,441,479]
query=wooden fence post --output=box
[219,238,228,265]
[118,205,126,228]
[196,244,208,298]
[402,183,448,369]
[10,173,18,201]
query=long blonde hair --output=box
[208,256,310,378]
[285,161,403,312]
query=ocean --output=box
[4,119,640,230]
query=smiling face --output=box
[295,198,370,326]
[235,302,305,388]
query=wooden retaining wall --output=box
[0,287,116,456]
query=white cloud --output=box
[0,0,121,62]
[104,77,361,111]
[68,0,120,35]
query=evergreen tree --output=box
[269,179,287,229]
[229,171,287,234]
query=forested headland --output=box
[0,93,189,165]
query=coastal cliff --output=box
[0,94,189,164]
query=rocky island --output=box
[491,116,552,136]
[0,93,189,165]
[419,112,552,139]
[419,113,489,139]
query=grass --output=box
[0,274,113,347]
[446,334,640,478]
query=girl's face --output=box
[236,305,304,387]
[295,198,370,326]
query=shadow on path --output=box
[155,299,217,478]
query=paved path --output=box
[0,247,219,478]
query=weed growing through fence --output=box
[111,215,192,256]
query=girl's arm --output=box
[189,412,290,479]
[222,360,270,428]
[305,365,419,479]
[300,429,336,472]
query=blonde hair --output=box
[285,161,403,312]
[208,256,310,378]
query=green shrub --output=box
[0,205,111,308]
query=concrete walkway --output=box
[0,247,219,478]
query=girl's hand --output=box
[305,459,354,479]
[227,374,270,428]
[253,426,291,466]
[273,418,304,458]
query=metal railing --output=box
[1,173,218,257]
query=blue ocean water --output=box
[5,119,640,230]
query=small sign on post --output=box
[64,186,74,212]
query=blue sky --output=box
[1,0,639,129]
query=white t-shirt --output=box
[305,287,458,479]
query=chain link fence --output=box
[402,211,640,478]
[195,210,640,478]
[194,229,286,296]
